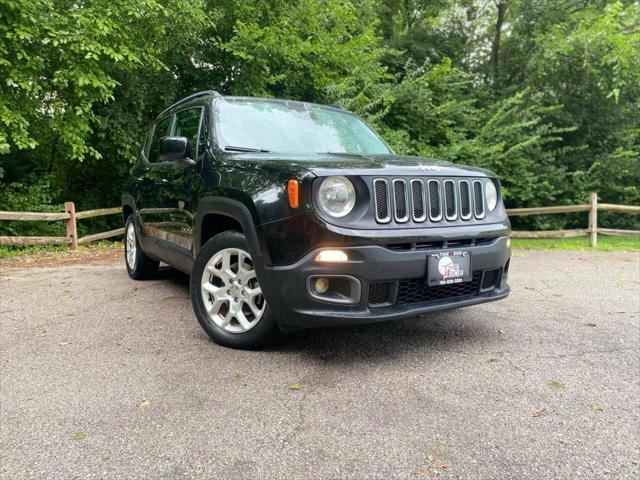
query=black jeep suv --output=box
[123,91,511,349]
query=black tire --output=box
[190,230,278,349]
[124,216,159,280]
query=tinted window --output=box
[197,114,208,157]
[172,108,203,158]
[142,128,152,158]
[147,116,172,163]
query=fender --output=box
[121,194,136,215]
[121,193,141,235]
[194,196,268,263]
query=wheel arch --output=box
[121,194,136,224]
[195,197,267,263]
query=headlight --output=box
[485,180,498,212]
[317,176,356,218]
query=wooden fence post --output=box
[588,192,598,248]
[64,201,78,250]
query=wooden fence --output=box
[506,192,640,247]
[0,192,638,249]
[0,202,122,249]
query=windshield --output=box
[214,98,391,155]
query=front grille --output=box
[367,268,502,307]
[373,177,489,224]
[396,272,482,305]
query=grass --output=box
[0,235,638,259]
[512,235,639,252]
[0,240,122,259]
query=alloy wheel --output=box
[200,247,266,333]
[126,222,137,269]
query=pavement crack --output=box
[538,347,638,359]
[280,390,308,452]
[496,352,527,376]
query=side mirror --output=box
[159,136,189,163]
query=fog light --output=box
[315,249,348,262]
[507,237,511,248]
[315,277,330,293]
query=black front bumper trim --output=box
[257,236,511,328]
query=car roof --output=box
[157,91,348,120]
[157,90,221,119]
[218,96,348,112]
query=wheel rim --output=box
[126,222,137,270]
[201,247,266,334]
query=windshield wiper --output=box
[224,146,270,153]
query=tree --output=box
[0,0,638,235]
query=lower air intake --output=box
[368,282,390,306]
[396,272,482,304]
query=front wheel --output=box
[190,231,278,349]
[124,216,159,280]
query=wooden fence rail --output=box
[507,192,640,247]
[0,192,638,249]
[0,202,123,249]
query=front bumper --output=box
[258,236,511,328]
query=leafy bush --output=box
[0,0,638,235]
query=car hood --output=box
[223,152,495,178]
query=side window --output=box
[197,114,208,158]
[141,128,152,158]
[172,108,203,159]
[147,116,172,163]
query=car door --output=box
[136,106,206,271]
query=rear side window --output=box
[198,113,208,155]
[147,116,172,163]
[172,108,203,158]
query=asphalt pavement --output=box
[1,250,639,479]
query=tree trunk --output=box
[491,1,508,92]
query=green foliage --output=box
[523,1,640,219]
[222,0,383,100]
[0,0,638,235]
[0,175,64,236]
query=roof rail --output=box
[158,90,221,118]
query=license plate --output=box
[427,251,472,286]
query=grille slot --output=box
[373,179,391,223]
[368,282,391,306]
[392,179,409,223]
[396,272,482,305]
[473,180,485,219]
[444,180,457,220]
[410,179,426,222]
[459,180,472,220]
[384,237,495,251]
[427,180,442,221]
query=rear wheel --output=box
[124,216,159,280]
[190,231,277,349]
